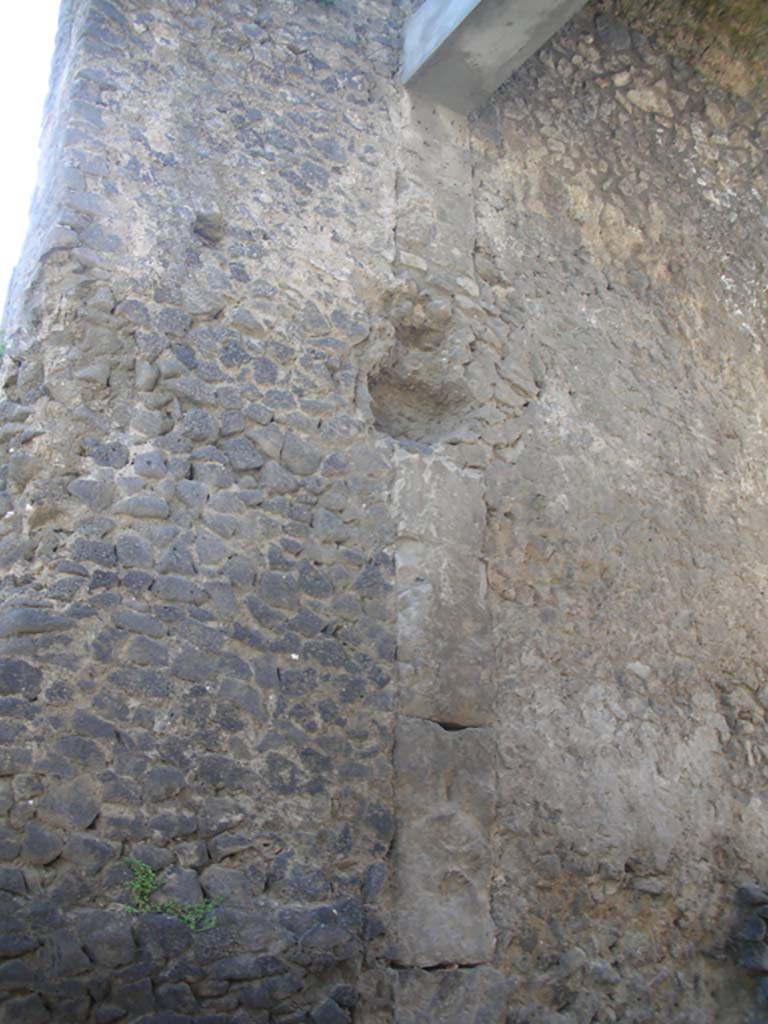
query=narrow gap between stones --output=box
[387,960,485,972]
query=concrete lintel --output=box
[402,0,588,114]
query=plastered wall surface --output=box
[0,1,767,1022]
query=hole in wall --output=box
[364,286,479,445]
[368,367,473,444]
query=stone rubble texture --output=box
[0,0,767,1021]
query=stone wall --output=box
[0,1,767,1022]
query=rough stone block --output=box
[393,965,508,1024]
[0,608,73,638]
[395,455,494,725]
[115,494,170,519]
[394,718,495,966]
[38,776,101,830]
[0,658,42,699]
[22,823,64,865]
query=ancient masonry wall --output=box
[0,1,767,1022]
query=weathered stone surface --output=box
[80,911,136,968]
[0,993,50,1024]
[115,495,170,519]
[22,823,64,865]
[393,965,508,1024]
[309,997,350,1024]
[0,609,73,638]
[38,777,101,830]
[281,434,322,477]
[0,658,42,699]
[394,718,496,966]
[395,454,494,726]
[0,867,26,894]
[199,865,252,905]
[1,1,767,1022]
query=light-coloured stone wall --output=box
[480,10,768,1019]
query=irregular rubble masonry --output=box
[0,0,767,1022]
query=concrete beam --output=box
[402,0,587,114]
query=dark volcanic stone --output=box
[147,811,197,840]
[87,441,130,468]
[0,658,43,698]
[23,823,64,865]
[0,867,27,894]
[310,998,349,1024]
[240,973,304,1010]
[739,945,768,972]
[0,609,73,638]
[38,777,100,829]
[0,931,38,957]
[0,825,22,861]
[199,865,251,904]
[0,957,35,990]
[738,885,768,906]
[156,981,198,1013]
[81,911,136,967]
[208,954,285,981]
[330,985,357,1009]
[41,929,91,977]
[145,765,186,800]
[1,993,50,1023]
[594,11,632,50]
[112,977,156,1014]
[135,913,192,959]
[739,916,767,942]
[63,833,119,873]
[94,1005,128,1023]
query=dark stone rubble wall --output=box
[0,1,402,1021]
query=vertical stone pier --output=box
[384,93,510,1023]
[393,456,496,967]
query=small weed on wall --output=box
[123,858,220,932]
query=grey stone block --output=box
[112,608,166,637]
[310,998,349,1024]
[68,477,114,510]
[220,436,264,471]
[0,993,50,1023]
[38,776,101,829]
[394,718,495,966]
[395,455,494,725]
[0,867,26,894]
[115,494,170,519]
[160,866,205,905]
[0,658,42,699]
[199,865,252,904]
[281,433,322,476]
[393,965,508,1023]
[62,833,119,873]
[0,609,73,638]
[80,911,136,968]
[135,450,168,479]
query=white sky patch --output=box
[0,2,61,315]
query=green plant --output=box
[123,858,220,932]
[124,857,163,912]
